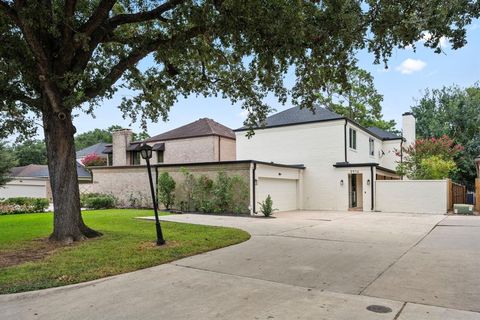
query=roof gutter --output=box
[371,166,375,211]
[252,162,257,215]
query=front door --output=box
[348,174,363,210]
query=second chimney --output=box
[402,112,416,147]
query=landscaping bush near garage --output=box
[158,170,249,214]
[0,197,50,215]
[80,193,116,209]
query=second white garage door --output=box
[257,178,298,212]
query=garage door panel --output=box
[257,178,297,212]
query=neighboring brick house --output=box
[0,164,92,200]
[103,118,236,166]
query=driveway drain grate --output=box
[366,305,392,314]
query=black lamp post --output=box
[140,143,165,245]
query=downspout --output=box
[252,162,257,214]
[218,136,221,161]
[400,137,404,180]
[155,165,159,208]
[344,119,348,163]
[371,165,374,211]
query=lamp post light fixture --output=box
[140,143,165,245]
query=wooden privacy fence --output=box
[447,179,466,211]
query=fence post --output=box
[447,179,453,212]
[476,179,480,213]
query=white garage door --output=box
[0,184,47,199]
[257,178,298,212]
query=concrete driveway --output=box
[1,211,480,320]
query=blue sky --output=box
[72,23,480,136]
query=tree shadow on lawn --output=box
[0,239,71,268]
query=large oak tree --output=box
[0,0,478,242]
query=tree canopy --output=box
[1,1,478,139]
[74,125,122,150]
[397,135,463,180]
[411,84,480,188]
[0,142,16,186]
[0,0,477,242]
[75,125,150,150]
[321,68,397,132]
[10,140,48,166]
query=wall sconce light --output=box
[340,179,344,186]
[367,179,371,186]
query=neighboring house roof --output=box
[235,105,402,141]
[76,142,109,158]
[9,164,91,180]
[146,118,235,142]
[367,127,401,140]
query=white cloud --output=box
[396,58,427,74]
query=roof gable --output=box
[147,118,235,142]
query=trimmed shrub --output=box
[258,195,277,217]
[83,195,116,209]
[174,170,249,214]
[158,172,176,210]
[0,197,49,215]
[80,193,103,207]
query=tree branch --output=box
[61,0,78,68]
[108,0,185,27]
[0,0,20,24]
[12,0,63,113]
[81,25,206,102]
[79,0,117,36]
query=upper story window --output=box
[130,151,141,165]
[369,138,375,156]
[349,128,357,150]
[157,151,164,163]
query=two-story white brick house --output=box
[235,106,416,212]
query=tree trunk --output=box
[43,108,102,243]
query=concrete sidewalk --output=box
[2,211,480,319]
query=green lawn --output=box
[0,209,250,294]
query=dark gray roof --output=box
[9,164,91,180]
[76,143,109,158]
[152,143,165,151]
[146,118,235,142]
[367,127,401,140]
[236,106,343,130]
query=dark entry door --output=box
[350,174,357,208]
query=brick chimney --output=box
[112,129,132,166]
[402,112,416,147]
